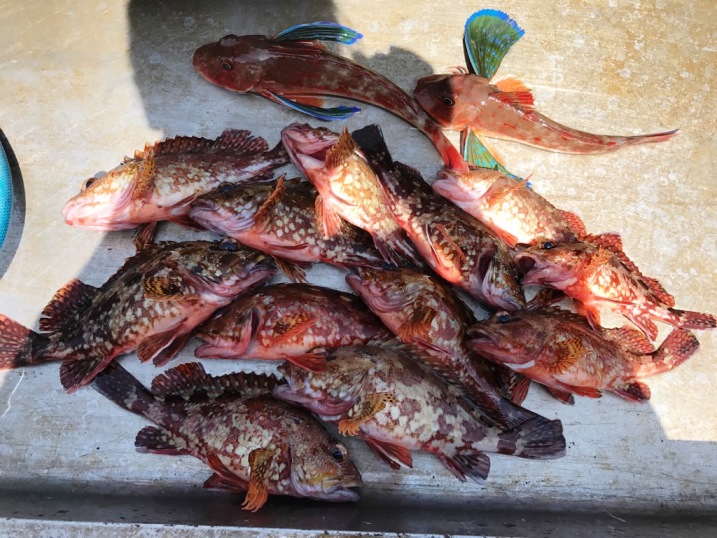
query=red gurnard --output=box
[195,283,392,372]
[192,22,467,171]
[189,176,385,282]
[62,129,288,245]
[414,10,677,155]
[514,236,716,340]
[352,124,526,311]
[92,362,362,511]
[0,240,276,391]
[467,308,700,404]
[274,345,566,481]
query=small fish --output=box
[92,361,362,511]
[413,10,678,155]
[352,124,526,311]
[0,239,276,391]
[195,283,392,372]
[467,308,700,404]
[193,22,467,170]
[345,266,533,414]
[514,236,716,340]
[189,176,386,282]
[274,345,566,482]
[62,129,289,246]
[281,123,424,268]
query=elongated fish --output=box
[0,239,276,391]
[193,22,467,170]
[92,362,362,511]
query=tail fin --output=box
[0,314,43,369]
[91,361,157,418]
[636,328,700,378]
[351,124,395,170]
[499,416,566,460]
[670,308,716,331]
[628,129,679,146]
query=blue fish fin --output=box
[266,91,360,121]
[273,22,363,45]
[464,10,524,80]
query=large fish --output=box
[274,345,566,482]
[193,22,467,171]
[92,362,362,511]
[352,124,526,311]
[0,239,276,391]
[195,283,392,372]
[514,235,716,340]
[189,176,386,282]
[62,129,289,247]
[281,123,423,268]
[413,10,677,155]
[467,308,700,404]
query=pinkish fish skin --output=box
[274,345,566,482]
[192,34,467,170]
[92,362,362,511]
[0,240,276,392]
[467,308,700,404]
[195,283,393,372]
[414,74,678,154]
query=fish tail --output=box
[625,129,680,146]
[430,127,470,172]
[669,307,716,331]
[638,328,700,377]
[499,416,566,460]
[351,124,395,170]
[0,314,47,369]
[91,361,158,419]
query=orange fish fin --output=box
[338,392,397,436]
[142,276,185,300]
[558,210,587,238]
[39,278,98,333]
[286,352,327,373]
[440,450,491,483]
[267,312,317,347]
[135,425,186,455]
[579,302,603,331]
[492,78,535,112]
[274,257,309,283]
[315,194,343,238]
[361,435,413,470]
[603,326,655,355]
[547,337,585,374]
[546,386,575,405]
[243,447,278,512]
[254,176,287,225]
[130,152,156,201]
[151,332,191,367]
[325,128,357,169]
[204,473,248,493]
[136,327,182,363]
[205,453,249,492]
[132,222,159,251]
[555,380,602,399]
[612,382,651,402]
[397,305,436,340]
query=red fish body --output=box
[352,125,526,311]
[274,345,566,482]
[467,308,700,404]
[192,28,467,170]
[189,177,385,281]
[92,362,362,511]
[195,283,392,372]
[514,237,716,340]
[0,240,276,391]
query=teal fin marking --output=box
[464,10,524,80]
[274,22,363,45]
[268,91,360,121]
[463,131,528,185]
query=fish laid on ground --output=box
[92,362,361,511]
[467,308,700,404]
[514,235,716,340]
[274,345,566,482]
[0,239,276,391]
[413,10,677,155]
[195,283,392,372]
[189,176,386,282]
[62,129,289,247]
[193,22,467,171]
[352,124,526,311]
[345,266,532,413]
[281,123,423,268]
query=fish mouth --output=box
[189,200,254,235]
[322,481,362,502]
[281,124,337,160]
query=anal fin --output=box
[361,435,413,470]
[439,450,490,483]
[612,381,651,402]
[135,425,186,455]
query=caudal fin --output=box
[500,416,567,460]
[670,307,716,332]
[628,129,679,146]
[91,361,157,418]
[0,314,43,370]
[636,328,700,378]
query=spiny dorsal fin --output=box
[134,130,268,160]
[254,176,287,225]
[602,326,655,355]
[39,279,98,333]
[559,210,587,238]
[325,128,358,170]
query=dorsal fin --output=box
[325,128,358,169]
[273,22,363,45]
[39,279,98,333]
[492,78,535,112]
[558,210,587,238]
[254,176,287,225]
[134,130,268,160]
[602,326,655,355]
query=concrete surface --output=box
[0,0,715,534]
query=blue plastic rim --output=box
[0,141,12,249]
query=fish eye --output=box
[330,444,348,462]
[441,96,455,106]
[82,178,97,191]
[218,239,239,252]
[496,311,512,324]
[221,61,233,71]
[542,241,555,250]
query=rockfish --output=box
[193,22,467,170]
[467,308,700,404]
[274,345,566,481]
[0,239,276,391]
[92,362,362,511]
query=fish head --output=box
[281,123,342,186]
[189,183,269,235]
[515,241,593,288]
[433,169,496,204]
[62,162,143,230]
[414,73,488,130]
[345,267,421,316]
[472,247,526,312]
[467,310,548,366]
[192,34,265,93]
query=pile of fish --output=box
[0,11,714,512]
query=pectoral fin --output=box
[243,447,280,512]
[338,392,397,436]
[265,91,360,121]
[464,9,524,80]
[462,130,511,174]
[273,22,363,45]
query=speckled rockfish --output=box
[281,123,424,268]
[0,239,276,392]
[195,283,393,372]
[62,129,289,247]
[467,308,701,404]
[274,345,566,482]
[189,176,385,282]
[92,362,362,511]
[352,124,526,311]
[514,234,716,340]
